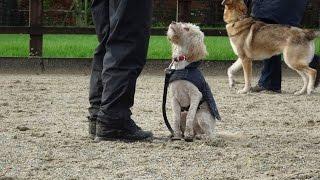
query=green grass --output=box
[0,34,319,60]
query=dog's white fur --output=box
[167,22,216,141]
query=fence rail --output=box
[0,0,228,58]
[0,26,227,35]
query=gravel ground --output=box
[0,68,319,179]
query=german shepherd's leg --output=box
[304,67,317,94]
[228,58,243,88]
[284,55,316,95]
[184,93,202,142]
[294,70,308,95]
[172,98,183,140]
[238,58,252,94]
[284,45,316,95]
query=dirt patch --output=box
[0,70,319,179]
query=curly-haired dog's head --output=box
[167,22,208,62]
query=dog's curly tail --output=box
[304,30,320,41]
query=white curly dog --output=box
[167,22,218,141]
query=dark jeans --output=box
[258,55,282,91]
[89,0,152,129]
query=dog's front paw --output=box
[228,79,235,88]
[237,88,250,94]
[184,129,194,142]
[307,88,314,95]
[294,90,305,96]
[228,70,235,88]
[294,86,308,95]
[171,135,183,141]
[195,134,212,141]
[184,136,194,142]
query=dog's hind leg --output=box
[228,58,243,88]
[238,58,252,94]
[284,56,316,95]
[294,70,309,95]
[304,67,317,94]
[293,67,316,95]
[284,45,316,95]
[195,109,215,140]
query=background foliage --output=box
[0,0,319,28]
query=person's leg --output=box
[309,55,320,87]
[253,55,282,92]
[96,0,153,139]
[88,0,110,138]
[251,18,282,93]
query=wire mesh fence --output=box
[1,0,319,28]
[0,0,28,26]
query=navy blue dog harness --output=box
[162,61,221,135]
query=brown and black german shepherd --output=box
[222,0,320,95]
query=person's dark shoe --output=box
[87,116,96,140]
[251,85,266,92]
[94,120,153,142]
[251,85,281,93]
[94,120,124,142]
[121,129,153,141]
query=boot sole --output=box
[93,135,153,143]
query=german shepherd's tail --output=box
[305,30,320,41]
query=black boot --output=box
[94,119,153,142]
[251,85,281,93]
[121,118,153,141]
[87,116,96,140]
[94,120,124,142]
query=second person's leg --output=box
[252,55,282,93]
[88,0,110,138]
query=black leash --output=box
[162,68,175,136]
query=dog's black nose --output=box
[172,21,176,24]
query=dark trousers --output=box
[89,0,152,128]
[258,55,282,91]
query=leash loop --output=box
[162,67,175,136]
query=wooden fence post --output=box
[178,0,192,22]
[29,0,43,57]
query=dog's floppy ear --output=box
[186,32,208,61]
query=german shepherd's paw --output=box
[237,88,250,94]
